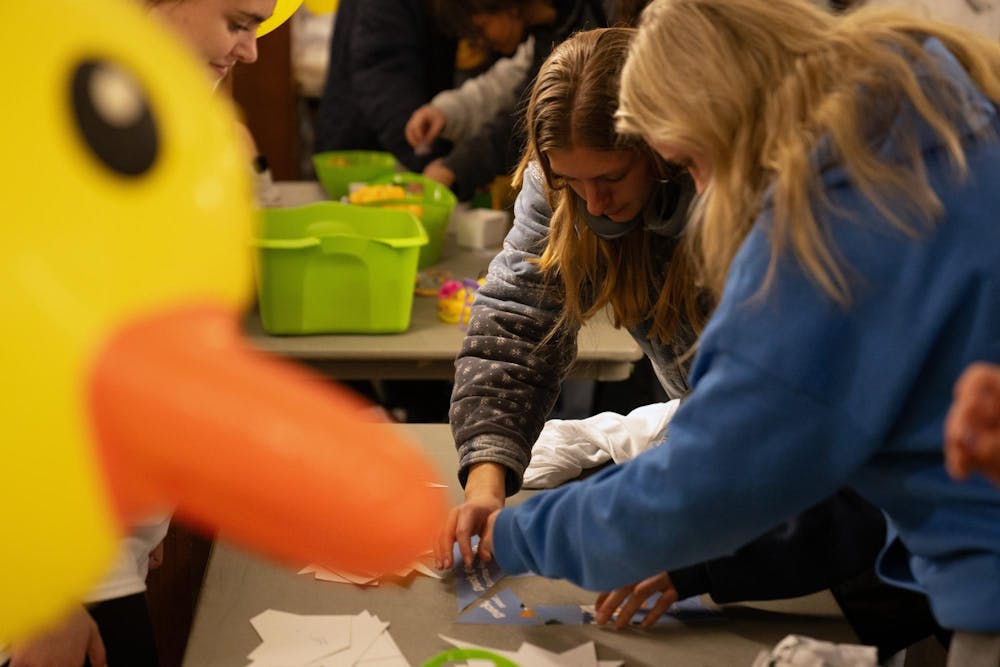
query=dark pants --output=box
[87,593,160,666]
[832,567,950,662]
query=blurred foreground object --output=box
[1,0,445,644]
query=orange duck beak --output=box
[87,303,446,575]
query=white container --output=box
[453,206,511,249]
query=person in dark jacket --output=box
[313,0,457,172]
[421,0,618,199]
[441,27,946,658]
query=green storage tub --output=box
[254,202,428,334]
[312,150,397,200]
[364,173,457,269]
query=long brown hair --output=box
[515,27,707,343]
[618,0,1000,303]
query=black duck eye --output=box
[71,59,158,177]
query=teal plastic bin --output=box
[365,173,457,268]
[312,150,397,200]
[254,202,428,334]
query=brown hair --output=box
[515,27,707,343]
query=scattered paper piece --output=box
[321,611,389,667]
[357,631,406,663]
[246,610,407,667]
[247,609,350,666]
[412,561,443,579]
[331,569,380,586]
[300,553,443,587]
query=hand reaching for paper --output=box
[594,572,679,629]
[435,462,507,569]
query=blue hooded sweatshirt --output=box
[492,38,1000,632]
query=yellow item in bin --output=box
[348,184,407,204]
[438,279,485,326]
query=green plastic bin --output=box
[312,150,397,200]
[364,173,457,268]
[253,202,428,334]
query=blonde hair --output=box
[618,0,1000,303]
[514,27,707,343]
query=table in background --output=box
[183,425,857,667]
[245,182,643,381]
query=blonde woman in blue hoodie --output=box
[481,2,1000,664]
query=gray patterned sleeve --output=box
[449,166,579,495]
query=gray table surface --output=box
[244,182,643,381]
[183,424,857,667]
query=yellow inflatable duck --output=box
[2,0,444,644]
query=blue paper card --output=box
[452,538,505,612]
[532,605,588,625]
[456,588,542,625]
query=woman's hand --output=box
[405,105,447,150]
[594,572,678,629]
[9,606,106,667]
[945,362,1000,486]
[434,463,506,569]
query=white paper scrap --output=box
[356,630,410,666]
[246,610,405,667]
[247,610,350,666]
[412,562,443,579]
[317,611,389,667]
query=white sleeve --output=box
[432,36,535,143]
[523,400,680,489]
[82,515,171,603]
